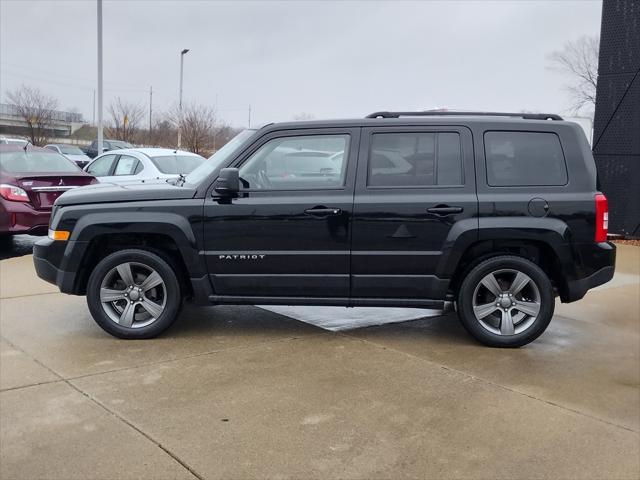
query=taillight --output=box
[0,184,29,202]
[594,193,608,242]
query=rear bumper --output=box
[0,199,50,235]
[562,242,616,302]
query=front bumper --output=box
[33,237,79,293]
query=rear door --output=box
[352,125,477,299]
[99,154,144,184]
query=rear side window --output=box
[484,131,568,186]
[367,132,463,187]
[113,155,139,175]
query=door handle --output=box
[427,205,463,216]
[304,207,342,217]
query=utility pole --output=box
[149,86,153,145]
[97,0,103,153]
[177,48,189,148]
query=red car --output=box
[0,145,96,236]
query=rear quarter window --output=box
[484,131,568,186]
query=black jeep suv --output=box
[33,111,615,347]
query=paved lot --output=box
[0,244,638,479]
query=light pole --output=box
[97,0,103,154]
[177,48,189,148]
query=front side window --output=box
[113,155,139,175]
[239,134,349,190]
[367,132,463,187]
[484,131,568,186]
[87,154,116,176]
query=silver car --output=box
[44,144,92,169]
[84,148,205,185]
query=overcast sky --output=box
[0,0,601,128]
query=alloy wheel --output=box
[99,261,167,328]
[471,269,541,336]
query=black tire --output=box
[457,255,554,347]
[86,249,182,339]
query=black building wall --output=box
[593,0,640,236]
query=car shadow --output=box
[170,304,474,346]
[0,235,41,260]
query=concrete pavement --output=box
[1,245,639,479]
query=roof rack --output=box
[365,111,563,121]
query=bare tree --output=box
[106,97,145,143]
[6,85,59,145]
[548,35,599,115]
[169,103,217,155]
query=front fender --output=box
[60,211,204,278]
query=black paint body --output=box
[33,117,615,308]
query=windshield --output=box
[150,155,205,174]
[0,151,80,173]
[59,145,85,155]
[184,129,256,185]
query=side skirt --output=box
[208,295,445,309]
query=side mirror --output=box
[214,168,240,196]
[102,147,109,152]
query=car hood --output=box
[54,181,197,206]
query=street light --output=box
[177,48,189,148]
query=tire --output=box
[457,255,554,347]
[86,249,182,339]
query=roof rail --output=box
[365,111,563,121]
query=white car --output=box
[84,148,206,185]
[0,137,28,147]
[44,144,92,169]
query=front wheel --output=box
[86,249,182,339]
[457,255,554,347]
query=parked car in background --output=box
[0,137,29,147]
[85,139,134,158]
[0,145,96,236]
[44,144,92,169]
[85,148,205,185]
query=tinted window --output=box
[484,131,567,186]
[150,155,204,174]
[87,154,116,176]
[0,151,79,173]
[239,134,349,190]
[368,132,462,187]
[113,155,139,175]
[59,145,85,155]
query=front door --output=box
[202,128,360,300]
[351,125,477,300]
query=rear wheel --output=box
[86,249,182,339]
[457,255,554,347]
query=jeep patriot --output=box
[33,111,615,347]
